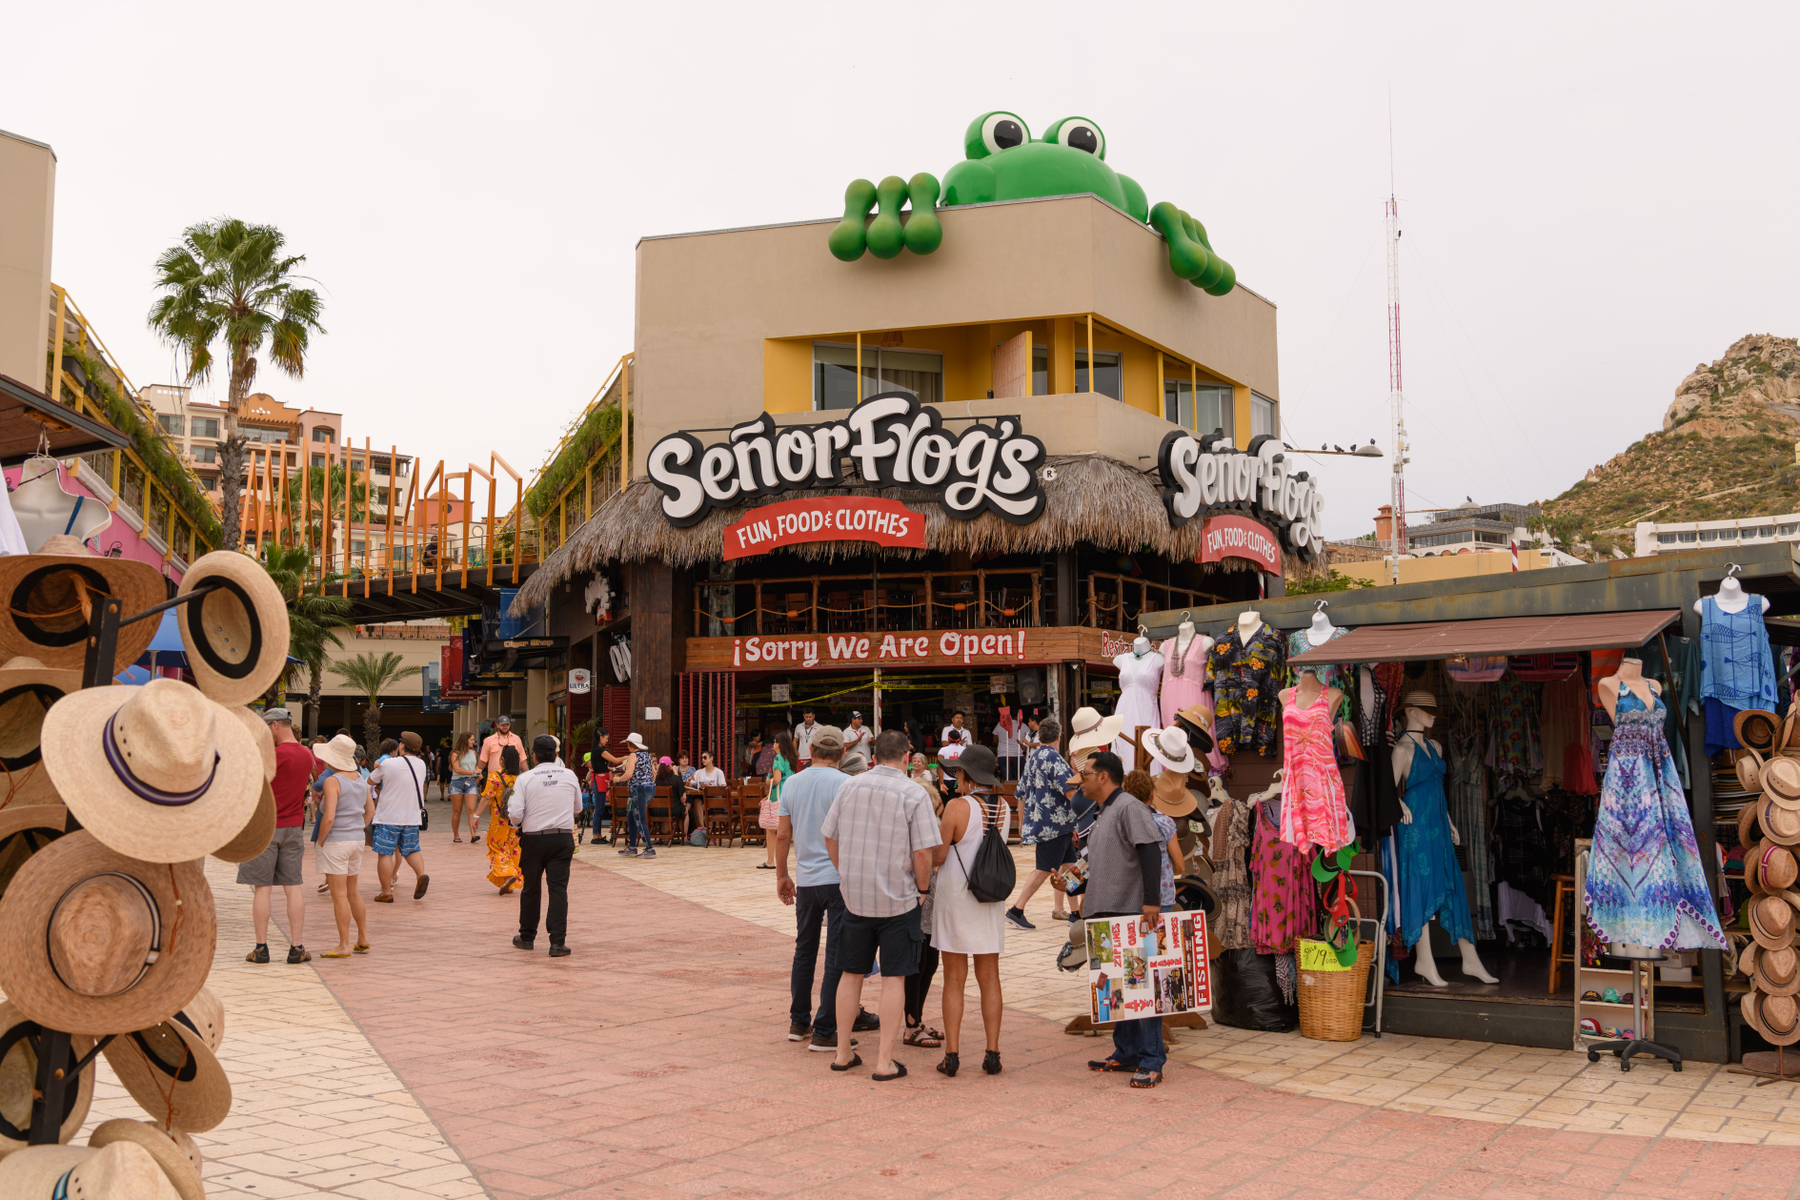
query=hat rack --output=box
[23,579,223,1146]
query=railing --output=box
[1086,571,1227,632]
[694,570,1043,637]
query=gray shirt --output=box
[819,764,942,918]
[1083,790,1165,915]
[323,774,368,843]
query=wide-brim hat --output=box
[210,779,276,865]
[1738,710,1783,755]
[625,732,646,750]
[1742,989,1800,1047]
[0,803,69,903]
[0,656,82,810]
[0,831,215,1036]
[1144,726,1197,775]
[1171,703,1216,754]
[101,1004,232,1134]
[1068,707,1124,756]
[1755,843,1800,893]
[940,744,999,787]
[174,550,290,706]
[42,677,261,863]
[0,1141,179,1198]
[0,999,95,1153]
[1765,757,1800,807]
[229,706,277,783]
[1742,942,1800,997]
[1150,769,1200,818]
[87,1121,204,1200]
[315,732,359,775]
[0,535,163,671]
[1760,796,1800,847]
[1749,891,1799,950]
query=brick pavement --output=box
[299,832,1800,1199]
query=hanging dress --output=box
[1212,797,1254,950]
[1251,800,1312,956]
[1446,730,1495,940]
[1347,666,1403,841]
[1395,734,1474,948]
[1160,634,1228,775]
[1584,684,1727,951]
[1287,627,1353,721]
[1112,649,1165,771]
[1209,624,1287,757]
[1278,688,1351,854]
[1699,595,1777,754]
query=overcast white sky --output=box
[6,2,1796,538]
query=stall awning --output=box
[1288,609,1683,666]
[0,374,130,466]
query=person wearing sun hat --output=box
[0,1140,180,1198]
[313,733,371,958]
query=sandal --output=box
[936,1052,959,1077]
[983,1050,1002,1076]
[1130,1069,1163,1089]
[829,1054,862,1072]
[453,837,463,844]
[903,1024,944,1048]
[871,1061,907,1082]
[321,950,353,958]
[353,944,369,954]
[373,894,394,903]
[414,875,430,899]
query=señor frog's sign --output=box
[1159,432,1325,561]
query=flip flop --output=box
[829,1054,863,1072]
[453,838,463,844]
[353,944,369,954]
[321,950,353,958]
[871,1061,908,1082]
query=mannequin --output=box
[1160,613,1220,764]
[1236,609,1264,644]
[1112,628,1164,770]
[1595,656,1658,724]
[1393,696,1497,986]
[1304,603,1335,646]
[1276,670,1350,853]
[1694,572,1769,615]
[1209,610,1287,757]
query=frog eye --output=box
[972,111,1030,157]
[1046,117,1106,159]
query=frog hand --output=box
[828,174,942,261]
[1148,202,1237,296]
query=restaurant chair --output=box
[703,786,733,847]
[647,785,673,845]
[608,783,629,846]
[739,780,768,846]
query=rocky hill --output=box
[1538,335,1800,548]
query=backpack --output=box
[954,795,1017,904]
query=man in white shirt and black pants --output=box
[509,734,583,957]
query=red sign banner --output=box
[1198,514,1282,575]
[722,496,926,561]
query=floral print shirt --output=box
[1209,623,1288,757]
[1016,746,1077,844]
[1486,676,1543,781]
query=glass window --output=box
[1657,533,1677,544]
[1251,392,1278,439]
[157,414,183,435]
[1677,531,1697,543]
[1164,379,1234,437]
[190,446,217,463]
[1781,524,1799,536]
[311,454,325,467]
[1032,346,1049,397]
[198,475,217,491]
[190,417,219,439]
[352,540,366,555]
[244,426,288,444]
[312,427,334,443]
[812,344,943,409]
[1759,526,1776,538]
[1074,351,1121,401]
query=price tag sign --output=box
[1297,939,1350,972]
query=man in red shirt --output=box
[239,708,318,964]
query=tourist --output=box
[312,734,370,958]
[620,732,657,858]
[1006,715,1077,930]
[1078,751,1168,1088]
[931,745,1009,1077]
[744,732,767,779]
[676,752,696,786]
[776,726,877,1052]
[483,745,524,894]
[843,711,873,760]
[820,729,943,1080]
[794,708,820,767]
[478,714,524,788]
[509,734,582,957]
[908,752,936,792]
[367,731,431,903]
[760,731,797,870]
[690,750,727,789]
[903,766,945,1053]
[242,708,315,964]
[1122,770,1184,907]
[995,707,1021,782]
[434,737,452,801]
[839,750,869,774]
[940,710,971,750]
[448,731,481,842]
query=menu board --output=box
[1085,910,1212,1023]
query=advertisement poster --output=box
[1085,910,1211,1023]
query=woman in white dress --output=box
[931,745,1009,1078]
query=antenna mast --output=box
[1385,112,1408,584]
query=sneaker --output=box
[246,945,270,964]
[640,850,657,859]
[809,1032,857,1052]
[618,848,637,856]
[286,946,311,964]
[1005,907,1036,931]
[851,1009,880,1032]
[787,1021,813,1042]
[548,945,572,958]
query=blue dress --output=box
[1395,735,1474,947]
[1585,685,1726,951]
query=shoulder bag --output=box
[954,794,1017,904]
[409,757,429,831]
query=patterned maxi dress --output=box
[1251,800,1313,956]
[483,770,522,889]
[1584,685,1727,950]
[1278,689,1351,854]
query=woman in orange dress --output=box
[483,745,523,894]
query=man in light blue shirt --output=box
[776,726,874,1051]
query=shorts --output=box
[316,839,365,877]
[1033,832,1079,872]
[237,826,305,887]
[449,776,479,795]
[371,823,422,857]
[839,905,924,977]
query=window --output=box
[1677,531,1697,544]
[157,415,183,435]
[1074,351,1121,401]
[312,427,334,443]
[1032,346,1049,396]
[1699,530,1732,543]
[190,446,217,463]
[190,417,219,439]
[244,426,288,444]
[198,475,217,491]
[1164,380,1235,437]
[812,344,943,410]
[1657,533,1678,545]
[1250,392,1278,439]
[352,540,366,555]
[1781,524,1799,536]
[311,454,325,467]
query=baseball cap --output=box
[809,725,844,756]
[850,711,862,718]
[263,707,293,723]
[495,713,512,725]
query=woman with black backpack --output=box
[929,744,1013,1079]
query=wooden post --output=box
[925,573,934,631]
[303,448,312,584]
[406,465,421,594]
[460,469,472,590]
[341,436,353,598]
[1085,314,1094,394]
[484,454,497,587]
[754,581,763,635]
[433,461,446,593]
[276,440,288,546]
[48,287,65,403]
[977,570,986,629]
[1031,573,1041,627]
[363,437,373,599]
[320,443,331,595]
[620,356,631,495]
[385,444,396,593]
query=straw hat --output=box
[0,1000,95,1153]
[0,830,215,1036]
[87,1121,203,1200]
[1755,843,1800,893]
[100,1003,232,1134]
[229,706,277,783]
[0,536,163,670]
[1765,757,1800,808]
[1749,892,1798,950]
[0,804,68,904]
[1742,989,1800,1047]
[1172,702,1216,754]
[1742,943,1800,998]
[1760,795,1800,847]
[176,985,225,1053]
[211,778,275,866]
[1144,726,1197,775]
[939,744,999,787]
[1738,709,1782,755]
[315,733,359,774]
[1739,746,1768,795]
[0,1141,178,1198]
[625,732,647,751]
[1399,690,1439,714]
[0,657,82,810]
[172,550,290,705]
[1149,769,1200,819]
[1067,707,1124,757]
[42,678,261,863]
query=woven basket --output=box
[1298,940,1374,1042]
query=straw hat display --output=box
[0,1140,179,1198]
[1144,726,1198,775]
[1737,709,1782,756]
[0,1000,95,1154]
[1067,706,1124,758]
[0,656,81,808]
[87,1121,205,1200]
[100,1007,232,1133]
[0,535,164,669]
[209,708,277,864]
[172,551,291,706]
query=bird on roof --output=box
[1333,445,1346,453]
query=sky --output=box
[5,2,1796,539]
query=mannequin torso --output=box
[1304,610,1335,647]
[1695,576,1769,615]
[1595,658,1659,723]
[1236,610,1263,644]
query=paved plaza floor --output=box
[37,818,1800,1198]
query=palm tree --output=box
[147,219,325,551]
[279,464,370,571]
[260,542,354,737]
[328,651,422,756]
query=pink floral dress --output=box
[1278,689,1351,854]
[1251,801,1313,955]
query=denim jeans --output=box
[792,883,846,1036]
[626,782,653,849]
[1111,1013,1166,1073]
[589,786,607,839]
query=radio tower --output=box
[1385,116,1408,585]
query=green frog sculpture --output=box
[827,111,1235,296]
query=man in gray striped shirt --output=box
[821,729,941,1080]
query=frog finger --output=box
[902,172,943,255]
[1202,258,1237,296]
[1148,201,1212,282]
[866,175,910,259]
[828,179,878,262]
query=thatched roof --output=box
[513,454,1270,614]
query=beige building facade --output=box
[0,129,56,391]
